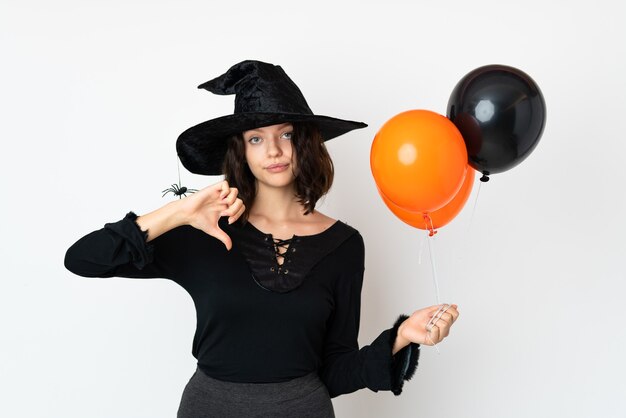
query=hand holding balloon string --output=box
[396,304,459,354]
[425,304,454,353]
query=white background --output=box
[1,0,625,417]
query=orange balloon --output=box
[370,110,468,213]
[378,167,475,232]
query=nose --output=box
[265,137,283,157]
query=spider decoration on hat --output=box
[162,158,198,199]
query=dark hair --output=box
[222,122,334,223]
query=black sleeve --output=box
[319,236,420,398]
[64,211,183,280]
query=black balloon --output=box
[447,65,546,181]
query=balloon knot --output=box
[423,213,437,236]
[480,173,490,182]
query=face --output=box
[242,123,297,189]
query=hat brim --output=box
[176,112,368,175]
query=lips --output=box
[265,163,289,173]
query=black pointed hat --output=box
[176,60,368,175]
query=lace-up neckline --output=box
[272,237,293,267]
[224,219,356,293]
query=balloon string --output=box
[418,234,426,265]
[468,178,482,233]
[428,332,441,354]
[427,233,441,305]
[422,232,441,354]
[424,222,442,353]
[426,304,450,355]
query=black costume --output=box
[64,212,419,398]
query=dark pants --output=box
[177,367,336,418]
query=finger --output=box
[428,323,441,345]
[439,325,450,339]
[446,307,460,323]
[430,305,450,325]
[219,180,230,199]
[426,311,447,331]
[428,303,451,317]
[426,307,443,322]
[426,306,445,330]
[421,304,443,316]
[435,324,447,342]
[440,312,454,325]
[214,202,229,215]
[435,318,451,338]
[230,202,246,223]
[434,316,450,327]
[427,304,445,314]
[222,200,245,223]
[432,318,450,340]
[425,314,437,331]
[221,198,243,218]
[222,187,239,205]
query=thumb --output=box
[211,224,233,251]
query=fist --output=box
[182,180,245,250]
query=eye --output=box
[248,136,262,144]
[281,131,293,140]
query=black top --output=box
[64,212,419,397]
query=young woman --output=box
[64,60,459,418]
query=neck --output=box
[249,182,308,223]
